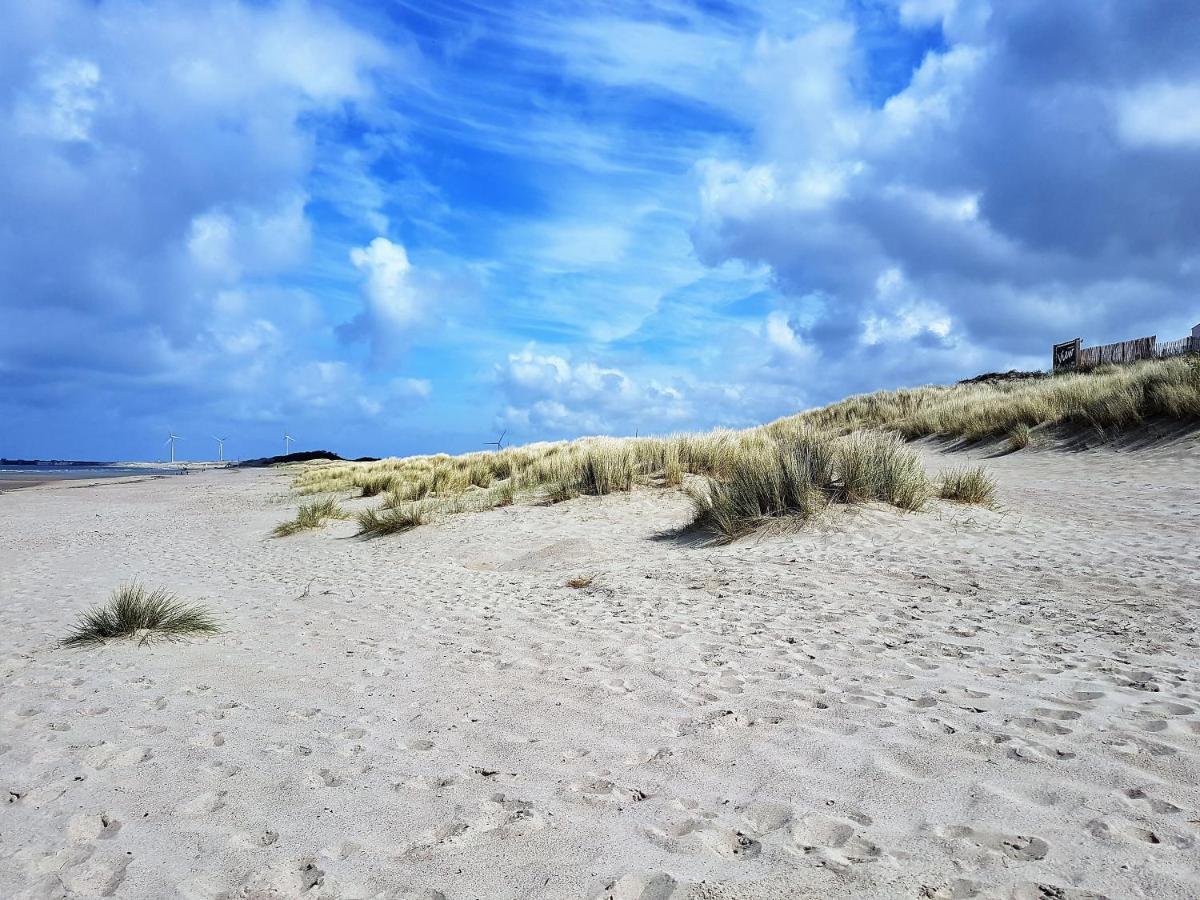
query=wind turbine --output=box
[284,432,295,455]
[484,429,506,451]
[213,436,227,462]
[165,433,182,463]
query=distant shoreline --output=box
[0,463,203,492]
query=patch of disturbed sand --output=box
[1,443,1198,899]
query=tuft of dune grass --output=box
[273,497,349,537]
[63,582,220,647]
[356,474,395,498]
[355,501,433,537]
[1007,423,1031,450]
[938,466,997,505]
[689,429,929,543]
[835,431,930,510]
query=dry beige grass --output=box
[938,466,998,506]
[288,357,1196,539]
[272,497,349,537]
[784,356,1200,440]
[688,429,929,542]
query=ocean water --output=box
[0,464,184,481]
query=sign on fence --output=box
[1053,338,1080,371]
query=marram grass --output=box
[284,357,1196,540]
[688,430,930,543]
[355,501,433,537]
[273,497,349,537]
[63,583,220,647]
[937,466,997,506]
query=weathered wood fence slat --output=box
[1078,335,1156,368]
[1156,336,1197,358]
[1054,324,1198,371]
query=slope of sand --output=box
[1,442,1198,899]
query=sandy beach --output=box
[1,441,1198,899]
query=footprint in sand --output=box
[233,827,280,848]
[918,878,981,899]
[937,824,1050,861]
[395,774,455,791]
[737,801,793,834]
[791,813,884,868]
[63,854,130,897]
[1088,817,1193,849]
[699,827,761,859]
[400,793,545,857]
[565,775,649,806]
[624,747,671,766]
[238,858,324,898]
[84,743,152,769]
[1009,883,1113,900]
[590,870,679,900]
[66,812,121,841]
[177,790,226,815]
[306,768,342,788]
[1123,787,1182,815]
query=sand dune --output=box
[1,441,1198,899]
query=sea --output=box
[0,462,185,483]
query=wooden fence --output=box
[1055,331,1197,371]
[1078,335,1156,368]
[1156,336,1197,358]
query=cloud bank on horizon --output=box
[2,0,1199,460]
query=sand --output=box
[1,441,1198,899]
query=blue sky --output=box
[3,0,1199,461]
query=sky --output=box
[2,0,1199,461]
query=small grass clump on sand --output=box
[63,582,220,647]
[273,497,349,537]
[938,466,997,505]
[689,429,929,543]
[1007,423,1032,450]
[356,501,433,537]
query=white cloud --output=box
[350,237,422,329]
[495,344,690,435]
[288,360,430,418]
[764,311,816,359]
[16,56,102,142]
[391,377,432,399]
[188,194,311,282]
[1115,81,1200,149]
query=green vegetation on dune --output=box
[63,583,220,647]
[281,357,1198,542]
[272,497,349,537]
